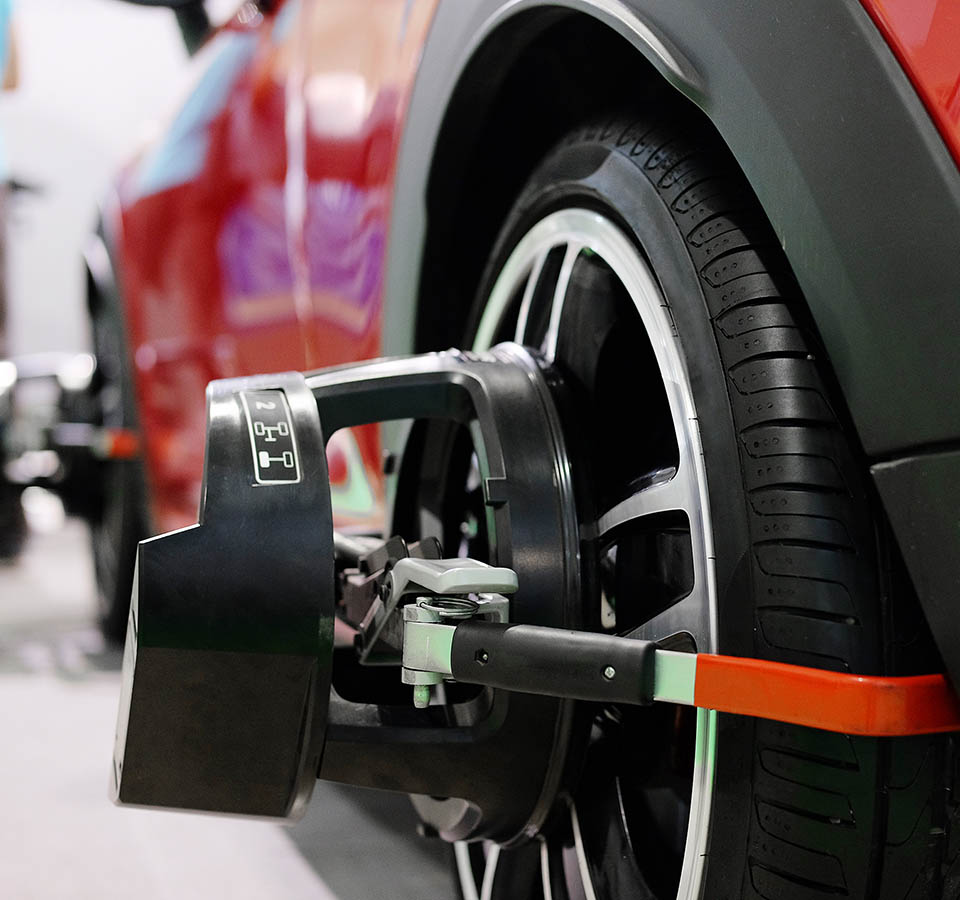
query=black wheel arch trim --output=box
[873,449,960,690]
[83,191,125,320]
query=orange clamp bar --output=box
[694,654,960,736]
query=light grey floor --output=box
[0,493,451,899]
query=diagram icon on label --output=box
[240,390,302,485]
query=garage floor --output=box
[0,492,451,899]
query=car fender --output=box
[386,0,960,459]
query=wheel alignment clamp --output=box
[406,619,960,736]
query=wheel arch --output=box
[405,5,708,357]
[84,206,128,328]
[83,228,116,319]
[385,0,960,459]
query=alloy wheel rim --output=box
[463,208,718,899]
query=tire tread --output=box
[583,115,951,899]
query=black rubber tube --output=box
[450,621,656,705]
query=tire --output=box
[0,473,25,561]
[89,296,146,642]
[449,116,954,899]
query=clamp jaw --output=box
[337,544,516,707]
[338,543,683,713]
[399,589,511,708]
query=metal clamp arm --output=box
[402,616,960,736]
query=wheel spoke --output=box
[570,803,600,900]
[596,466,695,538]
[540,838,581,900]
[540,842,553,900]
[513,250,549,344]
[480,844,502,900]
[455,842,481,900]
[597,459,714,648]
[625,578,711,648]
[542,243,582,361]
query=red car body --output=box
[110,0,435,534]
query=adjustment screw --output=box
[475,649,489,665]
[602,665,616,681]
[413,685,432,708]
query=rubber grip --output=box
[450,621,656,704]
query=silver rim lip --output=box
[468,208,718,900]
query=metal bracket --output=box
[402,593,510,707]
[357,556,516,668]
[388,557,519,599]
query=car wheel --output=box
[448,116,952,900]
[89,297,145,642]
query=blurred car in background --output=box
[0,351,99,554]
[80,0,960,898]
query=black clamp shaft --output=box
[449,621,658,705]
